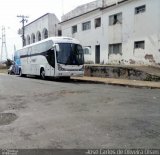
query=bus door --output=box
[46,49,55,76]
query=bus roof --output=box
[17,37,81,51]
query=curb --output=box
[71,77,160,89]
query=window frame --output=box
[44,29,48,39]
[135,5,146,14]
[83,46,91,55]
[109,12,122,26]
[95,17,101,28]
[109,43,122,55]
[82,21,91,31]
[38,33,41,41]
[32,34,35,43]
[72,25,77,34]
[58,30,62,36]
[134,41,145,49]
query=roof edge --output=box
[60,7,101,24]
[60,0,130,24]
[25,13,57,28]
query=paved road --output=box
[0,74,160,149]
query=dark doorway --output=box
[95,45,100,64]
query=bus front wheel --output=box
[40,68,45,80]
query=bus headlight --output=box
[58,64,84,71]
[58,64,65,71]
[79,66,84,71]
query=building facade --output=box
[24,13,61,46]
[61,0,160,65]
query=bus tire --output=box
[64,77,71,81]
[19,69,25,77]
[40,68,45,80]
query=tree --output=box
[3,59,14,68]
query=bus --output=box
[17,37,86,79]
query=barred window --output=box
[109,43,122,55]
[82,21,91,31]
[134,41,145,49]
[95,18,101,28]
[135,5,146,14]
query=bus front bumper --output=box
[56,71,84,77]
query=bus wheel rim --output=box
[41,70,45,79]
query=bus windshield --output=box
[56,43,84,65]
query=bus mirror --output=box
[55,44,60,52]
[83,47,91,55]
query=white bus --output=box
[18,37,86,79]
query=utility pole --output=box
[61,0,64,16]
[17,15,29,47]
[102,0,105,8]
[1,26,8,61]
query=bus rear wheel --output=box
[19,69,25,77]
[40,68,45,80]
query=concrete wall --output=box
[84,65,160,81]
[61,0,160,65]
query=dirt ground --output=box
[0,74,160,149]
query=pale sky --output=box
[0,0,94,59]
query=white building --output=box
[61,0,160,65]
[24,13,61,46]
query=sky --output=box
[0,0,94,60]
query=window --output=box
[33,35,35,43]
[134,41,145,49]
[27,35,30,45]
[135,5,146,14]
[31,33,35,43]
[58,30,62,36]
[43,29,48,39]
[82,21,91,31]
[109,13,122,25]
[36,31,41,41]
[95,18,101,28]
[38,33,41,41]
[83,46,91,55]
[72,25,77,34]
[109,43,122,55]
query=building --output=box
[24,13,61,46]
[61,0,160,65]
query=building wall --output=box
[62,0,102,22]
[61,0,160,65]
[62,9,103,63]
[24,13,61,46]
